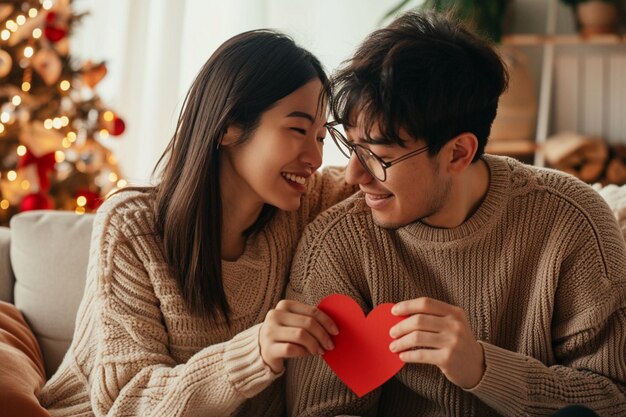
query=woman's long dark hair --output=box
[152,30,329,323]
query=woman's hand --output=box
[259,299,339,374]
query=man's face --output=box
[344,122,452,229]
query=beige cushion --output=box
[10,211,94,377]
[0,227,12,303]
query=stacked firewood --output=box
[544,133,626,185]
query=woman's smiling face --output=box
[220,78,328,211]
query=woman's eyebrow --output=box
[286,111,314,123]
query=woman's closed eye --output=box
[290,127,307,135]
[290,127,325,143]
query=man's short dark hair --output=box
[331,10,509,161]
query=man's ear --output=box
[445,133,479,174]
[220,125,244,147]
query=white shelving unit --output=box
[494,0,626,166]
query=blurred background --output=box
[1,0,625,222]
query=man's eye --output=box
[316,136,325,143]
[290,128,306,135]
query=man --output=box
[284,10,626,417]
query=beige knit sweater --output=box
[39,167,353,417]
[286,155,626,417]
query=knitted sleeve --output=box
[285,202,380,417]
[468,189,626,416]
[300,166,357,225]
[87,204,280,416]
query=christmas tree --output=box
[0,0,126,226]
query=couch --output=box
[0,211,94,378]
[1,184,626,381]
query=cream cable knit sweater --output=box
[39,167,353,417]
[286,155,626,417]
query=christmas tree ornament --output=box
[20,192,54,211]
[80,61,107,88]
[102,111,126,136]
[44,11,68,43]
[0,50,12,78]
[18,149,56,192]
[32,47,62,85]
[75,140,105,174]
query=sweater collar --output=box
[400,154,511,243]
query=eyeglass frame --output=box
[325,121,429,182]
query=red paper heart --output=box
[317,294,406,397]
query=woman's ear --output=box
[219,125,244,147]
[446,132,478,175]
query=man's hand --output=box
[389,297,485,389]
[259,299,338,374]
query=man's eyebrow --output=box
[345,128,387,145]
[286,111,314,123]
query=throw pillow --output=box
[0,301,49,417]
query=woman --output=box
[40,30,354,416]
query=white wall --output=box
[70,0,407,183]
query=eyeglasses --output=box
[326,122,429,182]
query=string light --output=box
[21,82,31,92]
[6,20,18,32]
[1,30,10,41]
[44,119,53,129]
[108,172,118,182]
[29,8,38,18]
[20,180,30,190]
[60,80,70,91]
[55,150,65,163]
[60,116,69,126]
[117,179,127,188]
[67,131,77,142]
[16,15,26,25]
[0,200,9,210]
[0,113,9,123]
[12,96,21,106]
[42,1,53,11]
[17,145,27,156]
[7,171,17,181]
[75,206,86,215]
[0,124,4,134]
[24,46,34,58]
[52,117,63,129]
[61,137,71,148]
[76,196,87,207]
[103,111,115,122]
[32,28,41,39]
[99,129,109,138]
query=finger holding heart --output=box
[389,297,485,389]
[259,299,338,374]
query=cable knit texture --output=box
[38,167,353,417]
[286,155,626,417]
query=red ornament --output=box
[44,26,67,42]
[44,11,68,43]
[110,116,126,136]
[75,189,102,211]
[20,192,54,212]
[45,11,57,24]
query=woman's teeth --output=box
[282,172,306,185]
